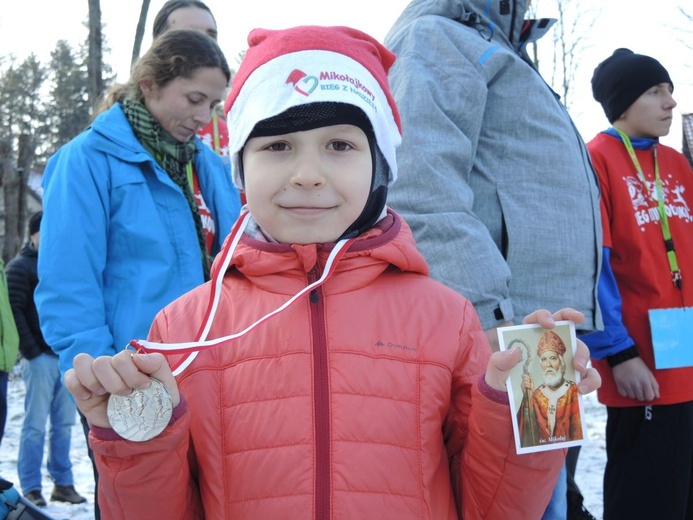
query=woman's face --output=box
[141,67,227,143]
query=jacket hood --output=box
[211,210,429,295]
[387,0,551,50]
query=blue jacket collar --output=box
[604,127,658,150]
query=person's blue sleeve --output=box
[35,143,117,379]
[581,247,635,359]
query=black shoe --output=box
[50,484,87,504]
[24,489,47,507]
[567,491,597,520]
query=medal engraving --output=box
[107,377,173,442]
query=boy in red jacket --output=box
[583,48,693,520]
[64,25,600,520]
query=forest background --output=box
[0,0,691,262]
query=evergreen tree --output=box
[0,55,45,153]
[0,56,45,259]
[41,40,91,159]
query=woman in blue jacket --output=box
[35,29,241,516]
[36,29,240,379]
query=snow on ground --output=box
[1,366,607,520]
[576,387,606,520]
[1,367,94,520]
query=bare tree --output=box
[131,0,152,68]
[87,0,105,110]
[1,134,31,262]
[527,0,600,110]
[0,139,11,257]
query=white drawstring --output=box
[129,211,355,376]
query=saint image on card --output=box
[498,321,587,454]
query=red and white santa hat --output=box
[224,25,402,189]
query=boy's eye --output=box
[328,140,352,151]
[265,142,289,152]
[188,96,204,105]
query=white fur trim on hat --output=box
[227,50,401,189]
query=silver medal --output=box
[106,377,173,442]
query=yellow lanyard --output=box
[186,162,194,191]
[212,112,221,154]
[615,129,682,289]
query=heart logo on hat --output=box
[295,76,318,96]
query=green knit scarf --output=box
[122,99,210,280]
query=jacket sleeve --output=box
[581,247,635,359]
[35,143,117,378]
[0,260,19,373]
[89,313,202,520]
[385,23,513,330]
[445,301,563,518]
[89,402,203,520]
[6,257,41,360]
[459,384,564,518]
[581,143,635,359]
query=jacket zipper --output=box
[309,268,330,520]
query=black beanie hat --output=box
[28,211,42,236]
[591,48,673,123]
[29,211,43,236]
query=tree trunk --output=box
[15,134,32,247]
[88,0,104,110]
[0,139,9,259]
[2,136,22,263]
[131,0,152,70]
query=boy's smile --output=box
[243,124,372,244]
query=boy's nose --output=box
[291,152,326,188]
[664,93,677,109]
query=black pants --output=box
[0,371,7,447]
[604,402,693,520]
[566,445,582,497]
[79,411,101,520]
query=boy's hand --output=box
[64,351,180,429]
[612,357,660,401]
[485,348,522,391]
[484,308,602,394]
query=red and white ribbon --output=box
[130,210,356,376]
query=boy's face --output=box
[616,82,676,138]
[242,124,372,244]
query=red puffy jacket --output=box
[90,212,563,519]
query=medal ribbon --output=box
[130,210,357,375]
[615,128,682,289]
